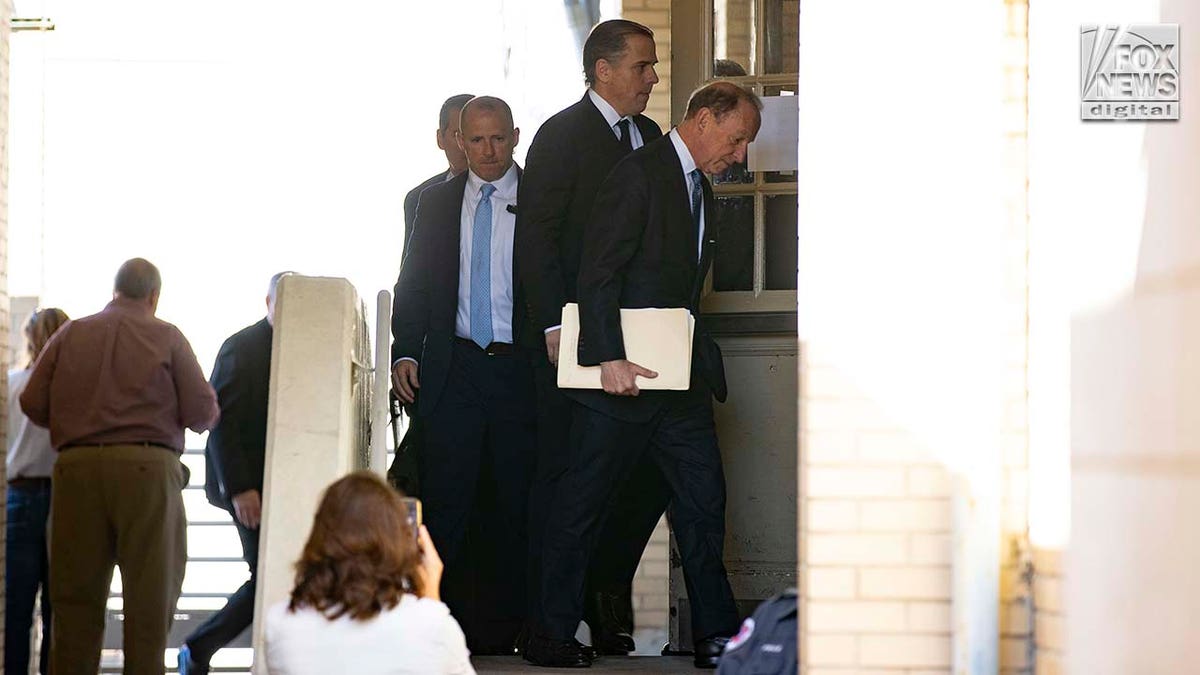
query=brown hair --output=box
[583,19,654,86]
[25,308,69,367]
[683,80,763,121]
[288,472,423,620]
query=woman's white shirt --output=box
[264,594,475,675]
[6,368,56,478]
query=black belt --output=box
[8,476,51,488]
[61,441,178,453]
[454,337,514,356]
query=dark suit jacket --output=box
[514,92,662,349]
[403,170,450,259]
[572,134,726,423]
[391,169,524,415]
[204,317,272,511]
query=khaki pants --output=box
[49,444,187,675]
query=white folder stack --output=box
[556,303,695,390]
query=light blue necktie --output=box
[470,183,497,348]
[689,169,704,257]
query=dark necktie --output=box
[616,118,634,153]
[689,169,704,260]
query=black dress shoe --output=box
[584,590,636,654]
[575,640,600,662]
[524,636,592,668]
[693,636,730,669]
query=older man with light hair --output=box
[22,257,219,675]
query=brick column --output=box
[798,1,1018,671]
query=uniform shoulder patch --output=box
[725,617,756,652]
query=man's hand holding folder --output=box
[556,303,694,394]
[599,359,658,396]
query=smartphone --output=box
[402,497,422,540]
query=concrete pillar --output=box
[251,276,371,671]
[1028,2,1200,672]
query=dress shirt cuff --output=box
[544,325,562,334]
[393,357,418,368]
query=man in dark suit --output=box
[515,18,671,660]
[390,93,475,494]
[391,96,535,654]
[403,93,474,258]
[178,271,291,675]
[528,82,762,670]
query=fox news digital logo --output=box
[1081,24,1179,121]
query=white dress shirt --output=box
[588,88,645,150]
[7,368,56,478]
[668,128,706,260]
[264,596,475,675]
[457,164,519,344]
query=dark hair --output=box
[289,472,424,621]
[438,93,474,131]
[684,81,763,121]
[113,258,162,300]
[460,95,514,132]
[713,59,748,77]
[583,19,654,86]
[24,308,69,366]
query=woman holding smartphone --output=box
[265,472,474,674]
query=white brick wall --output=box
[631,516,669,631]
[1033,548,1064,675]
[798,0,1031,670]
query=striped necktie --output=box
[470,183,497,348]
[689,168,704,258]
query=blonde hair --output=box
[25,308,69,367]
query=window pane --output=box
[761,87,798,184]
[713,196,755,291]
[764,194,797,290]
[763,0,800,74]
[712,0,755,75]
[713,160,754,185]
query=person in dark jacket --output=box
[530,82,762,670]
[403,93,474,258]
[716,590,797,675]
[392,96,535,654]
[178,271,292,675]
[515,19,671,664]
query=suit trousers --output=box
[183,515,258,664]
[526,356,669,629]
[49,444,187,675]
[537,390,740,644]
[420,342,536,649]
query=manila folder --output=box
[557,303,694,390]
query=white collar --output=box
[668,128,699,175]
[588,88,633,132]
[465,162,519,200]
